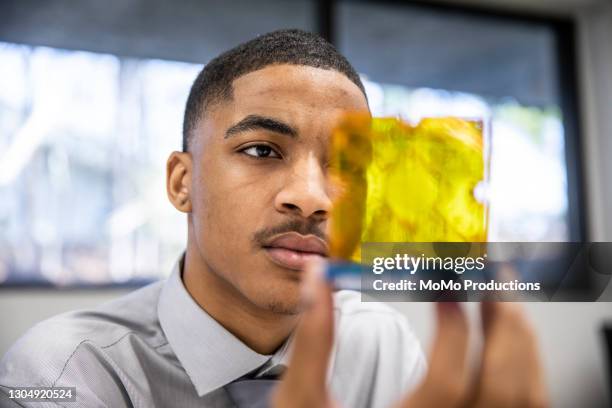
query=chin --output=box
[252,277,302,315]
[264,299,301,315]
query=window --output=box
[337,0,583,242]
[0,1,584,286]
[0,43,200,285]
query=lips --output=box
[262,232,329,271]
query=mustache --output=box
[253,218,327,246]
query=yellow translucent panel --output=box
[328,114,488,262]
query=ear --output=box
[166,151,193,213]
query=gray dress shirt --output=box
[0,256,426,408]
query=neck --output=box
[182,231,298,355]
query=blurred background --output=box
[0,0,611,406]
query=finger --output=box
[489,263,522,302]
[290,258,335,385]
[397,302,471,408]
[475,303,548,408]
[271,258,335,408]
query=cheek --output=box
[191,152,277,248]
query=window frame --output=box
[317,0,587,242]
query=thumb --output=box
[271,258,336,408]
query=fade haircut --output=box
[182,29,367,152]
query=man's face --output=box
[188,64,369,314]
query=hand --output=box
[401,302,548,408]
[271,260,549,408]
[270,258,337,408]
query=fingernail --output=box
[437,302,461,315]
[301,258,325,307]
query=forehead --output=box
[230,64,369,117]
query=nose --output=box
[274,153,332,221]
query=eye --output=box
[240,144,281,159]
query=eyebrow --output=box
[224,114,298,139]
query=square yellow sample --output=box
[328,114,488,262]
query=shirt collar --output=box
[157,255,291,396]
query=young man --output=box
[1,30,546,408]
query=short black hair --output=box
[182,29,366,152]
